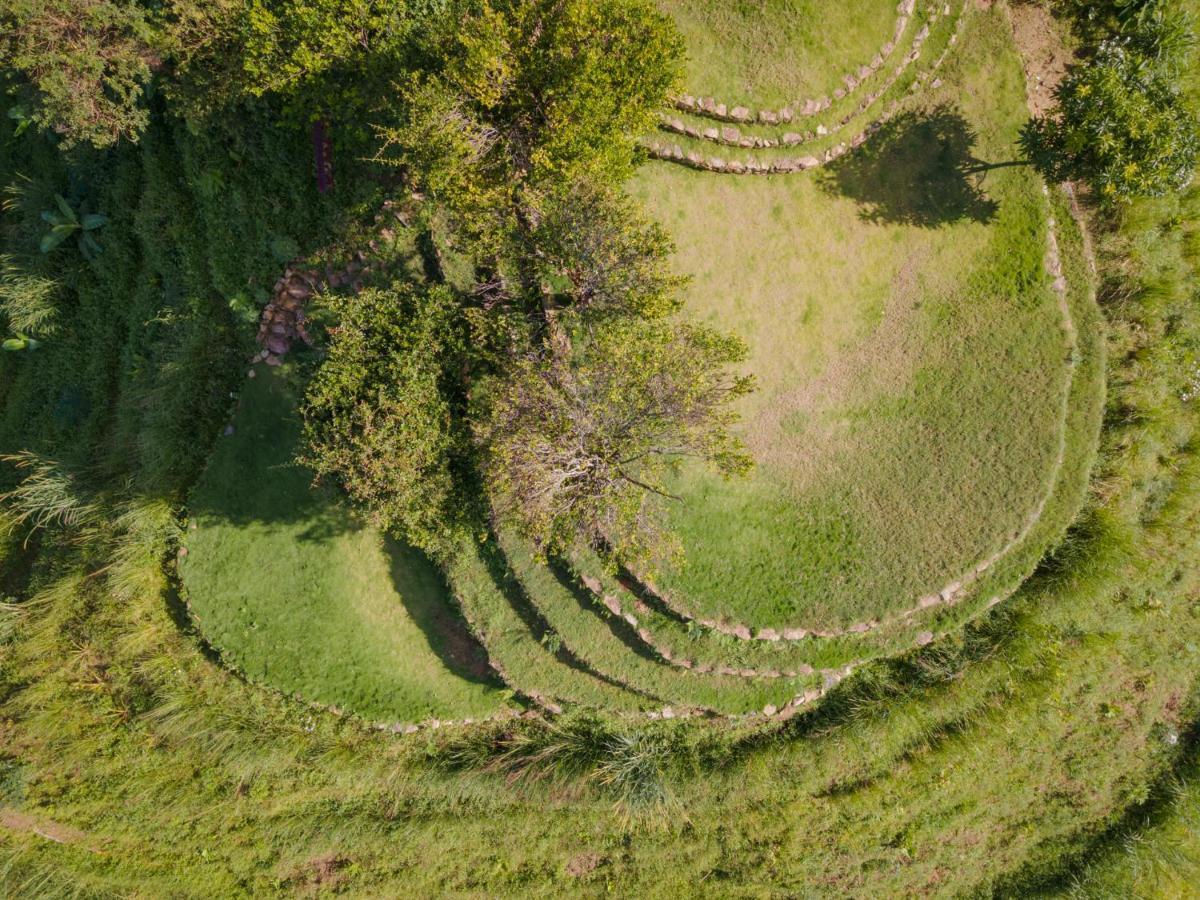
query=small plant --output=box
[1,333,41,352]
[39,195,108,257]
[540,630,563,654]
[0,257,57,352]
[6,105,32,139]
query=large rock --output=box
[730,106,751,122]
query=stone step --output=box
[674,0,923,125]
[644,1,966,175]
[503,536,819,716]
[660,0,945,149]
[446,539,650,713]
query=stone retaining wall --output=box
[673,0,917,126]
[659,11,942,151]
[645,1,966,177]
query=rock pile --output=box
[254,265,319,365]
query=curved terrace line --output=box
[673,0,917,125]
[644,0,966,175]
[618,184,1082,647]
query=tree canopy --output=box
[1022,6,1199,202]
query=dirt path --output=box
[0,807,98,851]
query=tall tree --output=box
[374,0,683,258]
[0,0,154,147]
[473,318,753,564]
[300,283,474,557]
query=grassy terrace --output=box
[619,6,1094,637]
[180,363,509,723]
[502,536,819,714]
[657,0,900,109]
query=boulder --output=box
[782,628,808,640]
[782,132,803,146]
[702,127,719,140]
[730,106,751,122]
[733,624,752,640]
[797,156,821,169]
[916,631,935,646]
[714,103,727,118]
[720,126,740,143]
[758,110,779,125]
[756,628,781,642]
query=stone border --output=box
[644,0,966,175]
[659,10,943,151]
[674,0,917,125]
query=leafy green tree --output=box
[163,0,428,122]
[529,178,686,321]
[300,283,473,557]
[473,318,754,564]
[0,0,153,147]
[375,0,682,256]
[1021,42,1199,201]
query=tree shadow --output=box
[478,537,661,698]
[383,537,503,689]
[819,105,1003,227]
[545,557,663,665]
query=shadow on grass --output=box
[191,361,503,692]
[546,557,664,665]
[478,538,662,700]
[384,536,503,689]
[819,105,1005,227]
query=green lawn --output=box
[658,0,900,109]
[624,6,1085,632]
[180,362,509,724]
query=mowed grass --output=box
[628,7,1080,630]
[180,362,509,723]
[657,0,899,109]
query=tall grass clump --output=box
[0,451,97,536]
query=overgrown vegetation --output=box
[1024,0,1199,201]
[0,0,1199,895]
